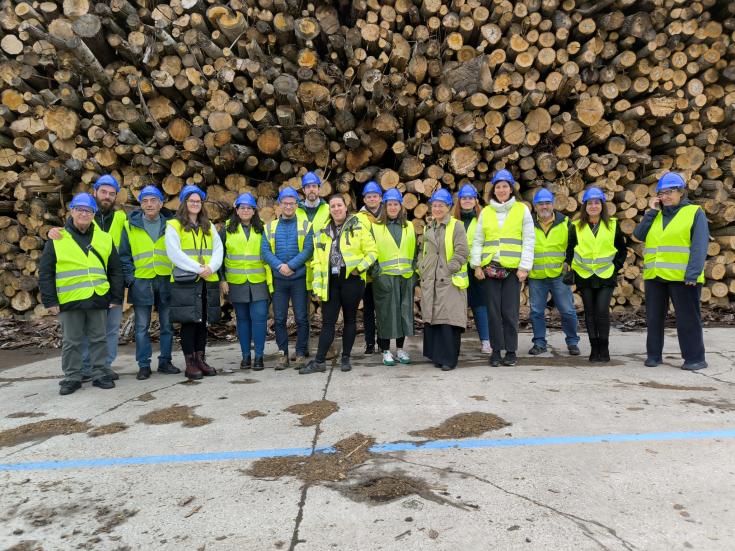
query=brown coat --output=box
[418,216,468,328]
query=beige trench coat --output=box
[418,215,469,328]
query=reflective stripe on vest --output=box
[223,221,267,285]
[94,209,127,249]
[643,205,704,283]
[571,218,617,279]
[167,219,219,282]
[479,202,526,268]
[53,228,112,304]
[530,217,569,279]
[126,221,172,278]
[372,222,416,278]
[445,218,469,289]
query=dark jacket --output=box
[39,219,124,311]
[119,209,174,306]
[633,198,709,283]
[565,219,627,289]
[169,279,221,324]
[261,215,314,281]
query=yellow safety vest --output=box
[479,202,526,268]
[299,202,331,234]
[265,211,311,289]
[93,209,127,248]
[643,205,705,283]
[530,216,569,279]
[311,215,378,301]
[571,218,618,279]
[53,227,112,304]
[464,216,478,272]
[422,218,469,289]
[167,219,219,282]
[223,221,269,287]
[125,219,172,279]
[356,209,379,282]
[372,221,416,278]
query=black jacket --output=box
[38,219,124,311]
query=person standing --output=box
[527,188,581,356]
[262,187,314,370]
[220,193,270,371]
[419,189,469,371]
[118,186,180,380]
[301,194,378,374]
[165,185,223,380]
[470,169,535,367]
[566,187,627,363]
[39,193,124,395]
[371,189,416,366]
[455,183,491,354]
[634,172,709,371]
[357,181,383,355]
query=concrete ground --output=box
[0,327,734,551]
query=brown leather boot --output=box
[196,351,217,376]
[184,354,203,380]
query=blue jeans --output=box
[529,276,579,348]
[471,305,490,342]
[234,300,269,358]
[134,304,173,369]
[272,277,309,356]
[81,305,122,376]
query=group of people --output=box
[39,169,710,396]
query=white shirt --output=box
[470,197,535,271]
[165,222,223,273]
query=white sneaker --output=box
[481,340,491,354]
[382,351,396,366]
[396,349,411,364]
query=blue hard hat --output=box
[179,185,206,203]
[94,174,120,192]
[656,172,686,192]
[458,184,479,199]
[429,188,453,207]
[278,187,300,203]
[582,187,606,203]
[382,189,403,204]
[69,193,98,213]
[533,188,554,204]
[362,181,382,196]
[491,169,515,185]
[301,171,321,187]
[235,192,257,209]
[138,185,164,203]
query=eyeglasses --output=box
[187,200,202,205]
[280,202,297,207]
[73,208,94,215]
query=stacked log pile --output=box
[1,0,734,320]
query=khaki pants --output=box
[59,309,107,383]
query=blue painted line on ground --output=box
[1,428,734,472]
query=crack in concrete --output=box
[387,456,637,551]
[288,363,337,551]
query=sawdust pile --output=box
[409,412,510,440]
[639,381,716,391]
[683,398,735,411]
[137,405,212,428]
[230,379,259,385]
[284,400,339,426]
[135,392,156,402]
[0,419,91,449]
[242,410,267,419]
[6,412,46,419]
[87,423,128,438]
[346,475,435,503]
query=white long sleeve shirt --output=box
[165,223,223,273]
[470,197,535,271]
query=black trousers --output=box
[645,279,705,363]
[484,272,521,353]
[316,270,365,362]
[579,286,614,340]
[180,280,207,355]
[378,337,405,351]
[362,282,376,347]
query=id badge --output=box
[331,266,340,275]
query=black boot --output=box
[253,356,264,371]
[597,338,610,362]
[340,356,352,372]
[240,356,252,369]
[588,338,600,362]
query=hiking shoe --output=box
[568,345,580,356]
[253,357,264,371]
[340,356,352,372]
[364,344,375,355]
[489,350,502,367]
[528,345,547,355]
[59,380,81,396]
[682,360,707,371]
[92,377,115,390]
[293,355,307,370]
[382,351,396,366]
[502,352,517,366]
[644,357,660,367]
[157,361,181,374]
[481,340,491,354]
[136,367,151,380]
[299,360,326,375]
[240,356,252,370]
[396,349,411,364]
[109,371,120,381]
[440,365,455,371]
[275,351,290,371]
[81,374,92,383]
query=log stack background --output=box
[1,0,735,321]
